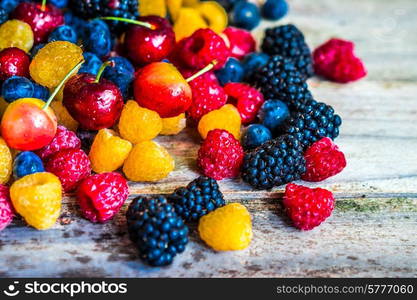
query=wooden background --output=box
[1,0,417,277]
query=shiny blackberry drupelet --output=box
[168,176,225,222]
[261,24,313,78]
[126,196,189,267]
[249,55,312,109]
[280,99,342,150]
[69,0,139,34]
[241,134,306,190]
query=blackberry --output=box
[126,196,189,267]
[241,134,306,190]
[69,0,139,34]
[168,176,225,222]
[249,55,312,108]
[261,24,314,78]
[280,99,342,150]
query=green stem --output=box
[43,60,84,111]
[99,17,155,29]
[94,61,114,84]
[185,60,218,83]
[41,0,47,11]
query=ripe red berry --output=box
[0,184,13,231]
[0,47,30,81]
[45,149,91,192]
[77,172,129,223]
[283,183,335,230]
[197,129,244,180]
[36,125,81,161]
[302,137,347,182]
[223,83,265,124]
[223,27,256,60]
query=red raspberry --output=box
[36,125,81,161]
[45,149,91,192]
[187,77,227,122]
[223,27,256,60]
[0,184,13,231]
[177,28,230,70]
[77,172,129,223]
[283,183,335,230]
[313,38,367,83]
[223,83,265,124]
[197,129,244,180]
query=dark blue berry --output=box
[242,52,269,79]
[30,43,45,58]
[0,8,7,25]
[0,0,26,13]
[102,56,135,99]
[262,0,288,20]
[48,25,78,43]
[32,83,50,101]
[2,76,34,103]
[258,100,290,132]
[215,57,244,86]
[81,19,111,58]
[13,151,45,179]
[229,1,261,30]
[64,12,88,37]
[242,124,273,149]
[44,0,68,8]
[79,52,102,76]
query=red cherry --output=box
[0,47,30,81]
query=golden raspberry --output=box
[0,137,12,184]
[198,203,252,251]
[139,0,167,17]
[198,104,241,139]
[119,100,162,144]
[89,129,132,173]
[51,100,78,131]
[0,20,34,53]
[160,113,186,135]
[196,1,227,33]
[173,8,208,41]
[10,172,62,230]
[123,141,174,182]
[29,41,83,88]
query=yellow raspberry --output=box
[173,8,208,41]
[51,100,78,131]
[0,20,34,53]
[196,1,228,33]
[0,137,12,184]
[139,0,167,17]
[123,141,174,182]
[166,0,183,21]
[10,172,62,230]
[198,104,241,139]
[29,41,83,88]
[119,100,162,144]
[160,113,186,135]
[89,129,132,173]
[0,96,9,118]
[198,203,252,251]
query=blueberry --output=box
[102,56,135,99]
[79,52,102,76]
[30,43,45,58]
[215,57,244,86]
[2,76,34,102]
[0,0,26,13]
[48,25,78,43]
[229,1,261,30]
[13,151,45,179]
[64,12,87,37]
[47,0,68,8]
[242,124,273,149]
[262,0,288,20]
[242,52,270,78]
[0,8,7,25]
[258,100,290,132]
[32,83,50,101]
[81,19,111,58]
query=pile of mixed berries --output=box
[0,0,366,266]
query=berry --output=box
[187,76,227,122]
[89,129,132,174]
[261,24,313,78]
[195,1,227,33]
[198,203,252,251]
[13,151,44,179]
[10,172,62,230]
[48,25,77,43]
[138,0,167,18]
[64,11,87,37]
[0,47,30,81]
[224,82,265,124]
[0,8,7,25]
[36,125,81,161]
[241,134,306,190]
[123,141,175,182]
[126,195,189,266]
[168,176,225,222]
[47,0,68,9]
[198,104,241,140]
[32,83,49,101]
[313,38,367,83]
[76,128,97,153]
[160,113,186,136]
[229,1,260,31]
[242,52,269,79]
[262,0,288,21]
[77,172,129,223]
[241,124,272,150]
[0,184,13,231]
[173,7,207,42]
[215,57,244,86]
[302,137,347,182]
[102,56,135,99]
[79,52,101,76]
[197,129,243,180]
[0,137,11,184]
[280,99,342,150]
[0,19,34,53]
[80,19,111,58]
[1,75,34,102]
[258,100,290,132]
[283,183,335,230]
[30,42,45,58]
[45,148,91,192]
[1,0,26,14]
[222,26,256,60]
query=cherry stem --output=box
[43,60,85,111]
[185,60,218,83]
[94,61,115,84]
[41,0,47,11]
[99,17,155,30]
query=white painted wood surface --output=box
[1,0,417,277]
